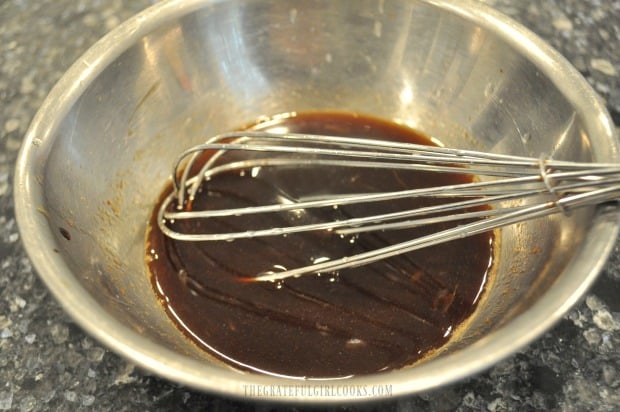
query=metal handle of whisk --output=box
[157,132,620,282]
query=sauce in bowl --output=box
[146,112,494,378]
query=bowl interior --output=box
[17,0,618,401]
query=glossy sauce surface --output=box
[146,112,494,378]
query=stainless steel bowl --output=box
[14,0,619,403]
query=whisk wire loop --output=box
[158,132,620,280]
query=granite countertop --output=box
[1,0,619,410]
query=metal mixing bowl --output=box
[14,0,619,403]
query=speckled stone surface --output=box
[1,0,618,411]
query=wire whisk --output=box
[157,131,620,281]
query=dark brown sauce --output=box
[146,112,494,379]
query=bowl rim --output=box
[14,0,619,403]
